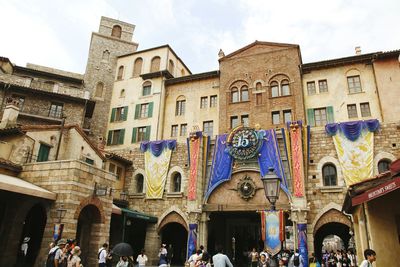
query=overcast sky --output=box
[1,0,399,74]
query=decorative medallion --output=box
[237,175,256,200]
[227,126,262,160]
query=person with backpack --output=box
[359,249,376,267]
[46,239,67,267]
[98,243,108,267]
[67,246,82,267]
[289,249,304,267]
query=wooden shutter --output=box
[131,128,137,143]
[37,144,50,162]
[110,108,116,122]
[107,131,113,145]
[134,104,140,119]
[123,106,129,121]
[148,102,154,118]
[307,109,315,126]
[118,129,125,145]
[145,126,151,141]
[326,106,334,123]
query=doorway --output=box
[160,222,188,265]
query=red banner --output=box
[290,125,304,197]
[188,137,200,200]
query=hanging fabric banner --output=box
[141,140,176,199]
[258,129,290,195]
[325,120,379,186]
[204,134,233,201]
[187,132,202,200]
[186,224,198,259]
[263,210,283,256]
[288,121,305,197]
[298,223,309,267]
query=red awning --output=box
[352,177,400,206]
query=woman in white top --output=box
[68,246,82,267]
[137,249,148,267]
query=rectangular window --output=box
[347,75,362,93]
[200,97,208,109]
[85,158,94,165]
[283,110,292,123]
[140,103,149,118]
[360,102,371,117]
[116,166,123,180]
[231,91,239,103]
[256,93,262,105]
[137,127,147,142]
[131,126,150,143]
[203,121,213,137]
[210,95,217,107]
[176,100,186,116]
[49,102,63,118]
[272,111,280,125]
[111,106,128,122]
[171,125,178,137]
[180,124,187,136]
[142,85,151,96]
[37,143,51,162]
[109,163,116,173]
[307,81,316,95]
[314,108,327,126]
[230,116,239,129]
[107,129,125,145]
[318,80,328,93]
[241,115,249,127]
[347,104,358,118]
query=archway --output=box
[160,222,188,265]
[313,209,352,261]
[76,204,101,266]
[17,203,47,267]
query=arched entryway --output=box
[313,209,352,261]
[159,222,188,265]
[17,203,47,267]
[76,204,102,266]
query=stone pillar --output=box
[144,223,160,265]
[290,206,309,267]
[198,212,209,250]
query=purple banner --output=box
[298,223,308,267]
[187,224,197,259]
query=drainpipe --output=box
[362,203,372,249]
[55,117,66,160]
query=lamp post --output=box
[56,205,67,223]
[261,168,281,210]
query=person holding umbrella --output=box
[113,243,135,267]
[117,256,130,267]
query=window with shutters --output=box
[180,124,187,136]
[95,82,104,98]
[360,102,371,117]
[171,125,178,137]
[117,66,124,80]
[140,104,149,118]
[142,81,151,96]
[314,108,327,126]
[318,80,328,93]
[133,58,143,77]
[150,56,161,72]
[176,97,186,116]
[107,129,125,146]
[283,110,292,123]
[322,163,337,186]
[49,103,63,118]
[307,106,333,127]
[210,95,217,107]
[230,116,239,129]
[203,121,213,136]
[37,143,51,162]
[132,126,151,143]
[111,25,122,38]
[200,97,208,109]
[111,106,128,122]
[135,103,153,119]
[137,127,147,142]
[307,81,316,95]
[347,75,362,93]
[272,111,280,125]
[347,104,358,118]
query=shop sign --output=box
[227,126,262,160]
[352,177,400,206]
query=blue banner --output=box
[265,211,281,256]
[298,223,308,267]
[187,224,197,259]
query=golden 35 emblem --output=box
[227,126,262,160]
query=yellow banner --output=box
[144,149,172,198]
[332,131,373,186]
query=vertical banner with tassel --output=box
[261,210,285,256]
[288,121,305,197]
[187,132,202,200]
[187,224,198,259]
[298,223,308,267]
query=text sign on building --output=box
[227,126,262,160]
[352,177,400,206]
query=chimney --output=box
[355,46,361,55]
[0,97,20,129]
[218,49,225,59]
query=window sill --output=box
[139,95,153,99]
[129,193,145,199]
[269,94,292,99]
[348,91,364,95]
[230,100,250,104]
[136,117,151,120]
[318,186,345,193]
[166,192,184,198]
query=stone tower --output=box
[84,16,138,143]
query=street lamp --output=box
[261,168,281,210]
[56,205,67,223]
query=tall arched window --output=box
[378,159,391,173]
[95,82,104,98]
[120,89,125,98]
[150,56,161,72]
[270,81,279,97]
[102,50,110,61]
[322,164,337,186]
[111,25,122,38]
[281,79,290,96]
[240,86,249,101]
[231,87,239,103]
[133,57,143,77]
[176,96,186,116]
[168,60,174,75]
[135,174,144,193]
[117,66,124,80]
[256,82,262,91]
[142,81,152,96]
[172,172,182,192]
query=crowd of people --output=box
[320,250,357,267]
